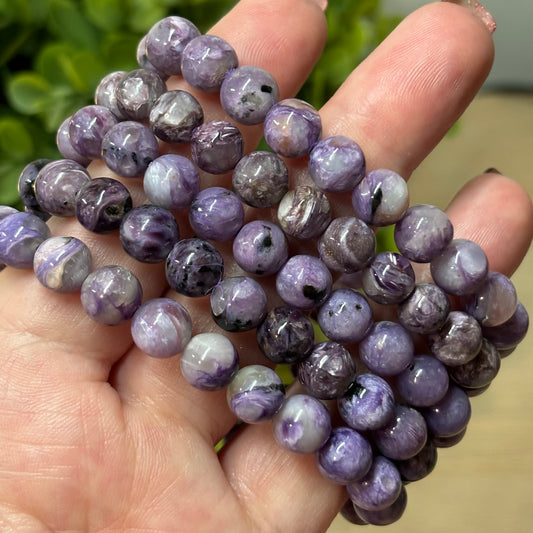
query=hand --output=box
[0,1,531,531]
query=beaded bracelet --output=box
[0,14,529,527]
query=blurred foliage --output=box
[0,0,401,206]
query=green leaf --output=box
[47,0,99,49]
[82,0,124,31]
[0,117,34,160]
[6,72,51,114]
[100,32,141,72]
[0,161,24,206]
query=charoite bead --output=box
[482,301,529,351]
[17,158,53,217]
[396,441,438,482]
[33,236,92,293]
[354,485,407,526]
[0,206,18,271]
[56,117,91,166]
[226,365,285,424]
[131,297,192,358]
[94,70,128,120]
[422,385,471,438]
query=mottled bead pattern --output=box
[56,117,91,166]
[277,185,331,239]
[149,90,204,143]
[80,265,143,325]
[33,236,92,293]
[136,35,166,77]
[422,385,471,438]
[0,206,18,271]
[272,394,332,454]
[396,442,438,482]
[220,66,280,125]
[131,297,192,358]
[17,158,53,214]
[165,238,224,297]
[180,332,239,391]
[264,98,322,158]
[94,70,128,119]
[482,301,529,350]
[354,486,407,526]
[227,365,285,424]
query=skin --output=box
[0,0,532,531]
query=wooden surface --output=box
[328,92,533,533]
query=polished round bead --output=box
[276,254,332,310]
[145,16,201,77]
[220,65,280,125]
[297,341,357,400]
[120,205,180,263]
[210,276,268,332]
[317,216,376,273]
[482,301,529,350]
[431,426,467,448]
[149,90,204,143]
[166,238,224,297]
[94,70,128,119]
[101,121,159,178]
[136,35,165,77]
[68,105,119,159]
[394,204,454,262]
[180,332,239,391]
[317,289,373,344]
[226,365,285,424]
[189,187,244,242]
[264,98,322,158]
[272,394,332,454]
[396,441,438,482]
[17,158,53,215]
[359,321,414,377]
[190,120,244,174]
[338,373,395,431]
[76,177,132,234]
[0,211,51,269]
[115,68,167,122]
[256,306,315,364]
[131,297,192,358]
[80,265,142,325]
[308,136,366,193]
[351,169,409,227]
[277,185,331,239]
[422,385,471,438]
[430,238,489,296]
[339,499,369,526]
[354,486,407,526]
[181,34,238,93]
[232,151,289,208]
[33,236,92,293]
[56,117,91,166]
[232,220,288,276]
[34,159,91,217]
[317,427,373,485]
[0,206,18,271]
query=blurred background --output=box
[1,1,531,531]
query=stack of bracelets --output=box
[0,14,529,527]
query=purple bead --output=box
[317,216,376,273]
[210,276,268,332]
[340,499,369,525]
[190,120,244,174]
[189,187,244,242]
[220,65,280,125]
[272,394,332,454]
[181,34,238,93]
[396,354,449,407]
[120,205,180,263]
[317,426,373,484]
[277,185,331,239]
[33,236,92,293]
[94,70,128,119]
[394,204,454,262]
[338,373,395,431]
[56,117,92,166]
[396,441,438,482]
[131,297,192,358]
[297,341,357,400]
[232,220,288,276]
[35,159,91,217]
[354,485,407,526]
[149,90,204,143]
[226,365,285,424]
[76,177,132,234]
[115,68,167,122]
[101,121,159,178]
[359,321,414,377]
[347,455,402,511]
[430,238,489,296]
[165,238,224,297]
[276,254,332,310]
[482,301,529,350]
[80,265,143,325]
[308,136,366,193]
[180,332,238,391]
[351,169,409,227]
[422,385,471,438]
[145,16,201,77]
[397,283,451,335]
[431,426,467,448]
[68,105,119,159]
[317,289,373,344]
[232,151,289,208]
[136,35,166,77]
[0,206,18,271]
[0,211,51,269]
[361,251,415,305]
[264,98,322,158]
[17,158,53,214]
[256,306,315,364]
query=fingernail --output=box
[484,167,502,175]
[441,0,496,35]
[313,0,328,11]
